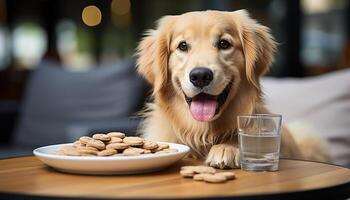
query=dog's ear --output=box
[232,10,277,89]
[136,16,175,94]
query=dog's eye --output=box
[217,39,232,50]
[177,41,188,52]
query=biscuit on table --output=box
[202,174,227,183]
[181,166,216,174]
[180,169,195,178]
[179,165,236,184]
[215,172,236,180]
[193,173,211,181]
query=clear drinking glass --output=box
[237,114,282,172]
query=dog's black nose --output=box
[189,67,213,88]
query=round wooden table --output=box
[0,156,349,199]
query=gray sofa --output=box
[0,59,147,158]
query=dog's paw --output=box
[205,144,240,169]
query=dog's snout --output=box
[189,67,213,88]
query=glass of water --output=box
[237,114,282,172]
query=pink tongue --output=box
[190,94,217,122]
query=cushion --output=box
[262,69,350,167]
[14,59,147,147]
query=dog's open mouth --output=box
[184,81,232,122]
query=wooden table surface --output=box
[0,156,349,199]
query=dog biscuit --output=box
[193,173,211,181]
[86,139,106,150]
[181,166,216,174]
[107,137,123,144]
[77,148,98,155]
[154,150,166,154]
[180,165,236,184]
[202,174,227,183]
[180,169,195,178]
[152,147,163,153]
[73,141,85,148]
[79,136,93,145]
[155,148,178,154]
[163,148,178,153]
[143,149,152,154]
[107,132,125,138]
[106,142,129,150]
[123,137,144,146]
[157,143,169,150]
[123,148,145,156]
[76,145,98,151]
[98,149,117,156]
[152,144,170,153]
[215,172,236,180]
[142,141,159,150]
[92,134,111,141]
[62,146,80,156]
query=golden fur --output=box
[136,10,329,168]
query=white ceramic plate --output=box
[33,143,190,175]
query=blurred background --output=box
[0,0,349,166]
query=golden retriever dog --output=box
[136,10,329,168]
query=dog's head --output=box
[136,10,276,123]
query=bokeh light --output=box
[12,22,47,69]
[56,19,95,71]
[111,0,130,16]
[110,0,131,27]
[82,5,102,27]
